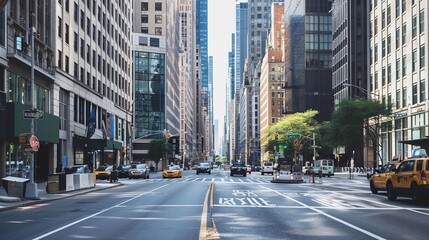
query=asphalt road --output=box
[0,169,428,240]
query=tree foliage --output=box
[322,98,392,148]
[264,110,321,160]
[148,139,170,170]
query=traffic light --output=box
[168,136,180,154]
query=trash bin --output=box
[2,176,29,198]
[47,173,66,193]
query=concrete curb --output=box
[0,182,124,212]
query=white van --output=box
[261,162,274,175]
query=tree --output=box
[148,139,170,171]
[263,110,321,163]
[322,98,392,166]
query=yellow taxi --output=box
[386,149,429,202]
[369,162,400,194]
[163,165,182,178]
[95,165,111,180]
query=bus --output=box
[314,159,334,177]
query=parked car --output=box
[129,164,150,179]
[246,165,252,174]
[76,165,91,174]
[369,162,400,194]
[261,162,274,175]
[386,149,429,202]
[5,168,27,178]
[290,164,304,180]
[117,165,131,178]
[196,162,211,175]
[95,165,111,180]
[230,163,247,177]
[163,165,182,178]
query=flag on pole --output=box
[86,107,96,139]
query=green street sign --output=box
[287,133,300,139]
[279,144,287,149]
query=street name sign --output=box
[23,109,44,119]
[287,133,300,139]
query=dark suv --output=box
[196,162,211,175]
[230,163,247,177]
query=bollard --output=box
[312,171,315,183]
[318,169,322,183]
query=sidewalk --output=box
[0,181,123,212]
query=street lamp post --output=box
[26,12,38,199]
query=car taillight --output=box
[421,170,426,181]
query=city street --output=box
[0,169,428,240]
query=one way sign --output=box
[23,109,44,119]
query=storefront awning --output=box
[398,137,429,151]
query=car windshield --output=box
[199,163,209,167]
[233,164,245,167]
[169,166,180,170]
[76,166,86,173]
[137,164,146,169]
[96,166,107,171]
[264,162,273,166]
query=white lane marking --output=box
[202,178,207,182]
[237,178,244,182]
[260,185,386,240]
[33,184,170,240]
[308,187,429,216]
[211,178,215,182]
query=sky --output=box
[208,0,235,146]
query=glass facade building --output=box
[134,51,166,138]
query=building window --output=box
[420,80,426,102]
[59,90,67,130]
[420,10,425,34]
[155,27,162,35]
[396,0,400,17]
[65,24,69,44]
[150,37,159,47]
[396,90,401,109]
[402,87,407,107]
[374,44,378,63]
[65,55,69,73]
[387,64,392,84]
[141,15,148,23]
[58,50,62,69]
[58,17,62,37]
[155,2,162,11]
[374,17,378,35]
[155,15,162,24]
[402,0,406,13]
[396,27,400,49]
[382,38,386,57]
[382,67,386,86]
[387,5,391,25]
[413,49,418,72]
[74,3,78,22]
[141,27,148,34]
[396,58,400,80]
[402,55,406,77]
[420,45,425,69]
[74,32,78,52]
[402,23,406,45]
[413,83,418,104]
[141,2,148,11]
[74,62,78,78]
[387,34,391,54]
[412,15,417,38]
[382,10,385,29]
